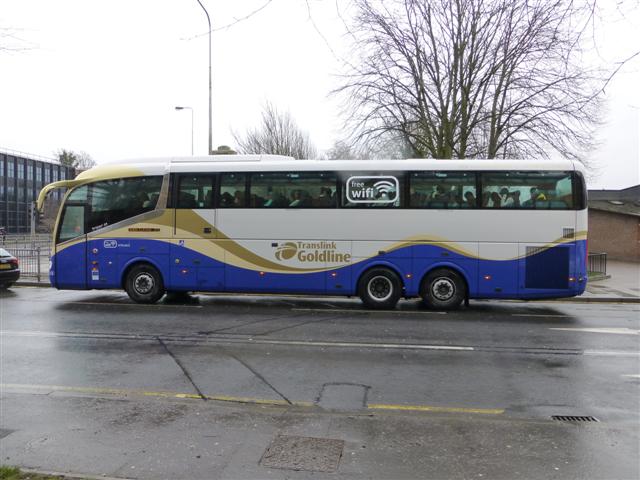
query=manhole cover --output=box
[260,435,344,472]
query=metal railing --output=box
[1,235,52,282]
[1,234,52,252]
[4,247,49,282]
[587,252,607,276]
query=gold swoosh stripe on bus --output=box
[174,211,327,273]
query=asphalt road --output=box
[1,287,638,479]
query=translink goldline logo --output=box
[274,241,351,263]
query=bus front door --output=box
[53,203,88,289]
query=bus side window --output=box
[176,175,215,209]
[409,172,476,209]
[341,172,403,208]
[87,176,163,231]
[480,172,574,209]
[219,173,247,208]
[249,172,337,208]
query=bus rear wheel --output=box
[420,268,465,310]
[358,268,402,310]
[125,263,165,304]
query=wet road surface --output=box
[1,287,639,479]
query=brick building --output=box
[588,185,640,262]
[0,149,75,233]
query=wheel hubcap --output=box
[134,273,154,295]
[431,277,455,301]
[367,276,393,302]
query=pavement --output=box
[1,288,639,479]
[581,260,640,302]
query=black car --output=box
[0,248,20,290]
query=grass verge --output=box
[0,466,70,480]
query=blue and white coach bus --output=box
[37,156,588,309]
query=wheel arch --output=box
[419,262,470,298]
[120,257,165,289]
[354,260,406,292]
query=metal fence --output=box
[1,234,52,282]
[1,233,52,252]
[3,247,48,282]
[587,252,607,276]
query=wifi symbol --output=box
[374,180,395,194]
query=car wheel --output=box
[358,268,402,310]
[125,263,165,304]
[421,268,466,310]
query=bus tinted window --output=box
[409,172,477,208]
[177,175,214,209]
[250,172,337,208]
[58,184,89,242]
[58,205,85,243]
[574,171,587,210]
[341,172,402,208]
[88,176,162,231]
[219,173,247,208]
[480,172,573,209]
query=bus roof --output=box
[79,155,582,179]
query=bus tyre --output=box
[421,268,465,310]
[125,264,165,304]
[358,268,402,310]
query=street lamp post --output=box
[196,0,213,155]
[174,106,194,156]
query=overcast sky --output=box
[1,0,638,189]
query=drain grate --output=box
[552,415,599,422]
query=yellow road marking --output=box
[1,383,501,414]
[368,403,504,415]
[0,383,303,407]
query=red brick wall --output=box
[588,209,640,262]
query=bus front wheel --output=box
[420,268,465,310]
[358,268,402,310]
[125,263,165,304]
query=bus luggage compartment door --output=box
[518,243,574,297]
[477,243,519,298]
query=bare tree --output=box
[233,102,318,159]
[336,0,608,163]
[55,149,96,171]
[0,27,35,53]
[326,136,412,160]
